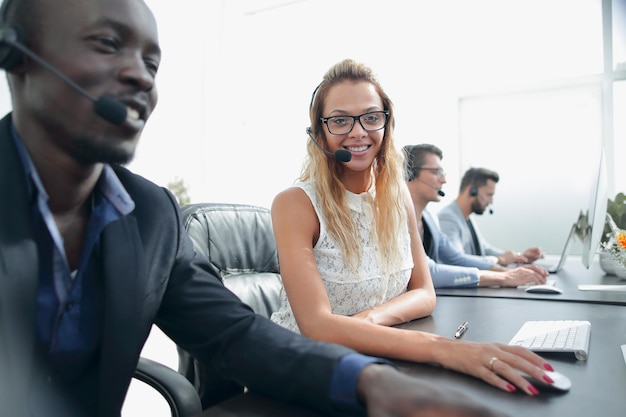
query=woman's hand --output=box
[435,340,554,395]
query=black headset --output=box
[469,168,479,197]
[0,0,23,71]
[309,82,321,112]
[306,82,321,136]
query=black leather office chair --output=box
[181,202,282,318]
[133,357,202,417]
[177,202,283,409]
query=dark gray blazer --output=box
[0,114,355,416]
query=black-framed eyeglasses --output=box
[416,167,447,179]
[321,110,389,135]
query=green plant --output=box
[603,192,626,244]
[166,176,191,206]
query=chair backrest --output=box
[181,202,282,318]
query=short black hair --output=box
[2,0,43,40]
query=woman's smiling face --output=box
[321,80,385,171]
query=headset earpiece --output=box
[469,168,478,196]
[309,82,322,115]
[0,0,24,71]
[0,27,23,70]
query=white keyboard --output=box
[508,320,591,361]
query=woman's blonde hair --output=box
[302,58,407,273]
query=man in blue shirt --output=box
[0,0,507,416]
[403,144,548,288]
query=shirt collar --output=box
[99,165,135,215]
[9,121,135,215]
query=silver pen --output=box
[454,321,469,339]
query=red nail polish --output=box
[507,383,517,392]
[543,374,554,384]
[543,363,554,371]
[528,384,540,396]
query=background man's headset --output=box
[468,168,494,213]
[469,168,479,197]
[403,145,445,197]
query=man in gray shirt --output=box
[438,167,544,266]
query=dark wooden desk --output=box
[199,296,626,417]
[435,256,626,305]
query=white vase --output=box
[599,250,626,279]
[599,251,618,274]
[615,264,626,280]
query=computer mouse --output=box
[524,370,572,391]
[524,284,563,294]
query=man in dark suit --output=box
[0,0,508,416]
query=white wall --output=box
[457,83,603,254]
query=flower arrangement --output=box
[602,192,626,244]
[598,193,626,276]
[602,213,626,269]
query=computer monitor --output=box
[581,148,608,269]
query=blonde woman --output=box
[271,58,558,396]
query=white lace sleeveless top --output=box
[270,181,414,333]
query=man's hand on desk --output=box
[357,364,509,417]
[497,250,528,266]
[497,247,545,266]
[482,264,549,287]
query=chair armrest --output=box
[134,357,202,417]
